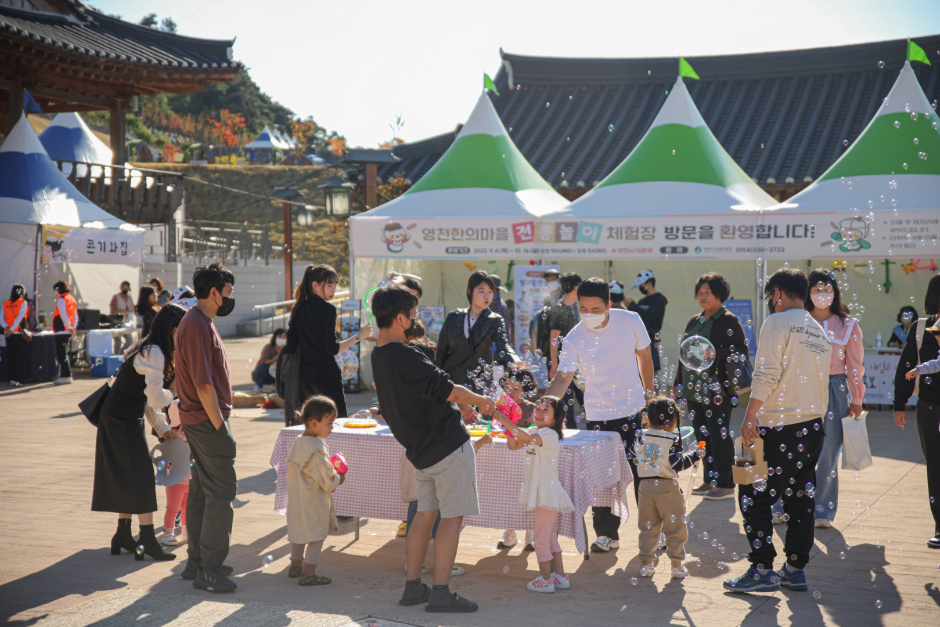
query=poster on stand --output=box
[862,352,914,405]
[337,299,361,391]
[419,305,446,342]
[512,264,560,356]
[724,299,756,356]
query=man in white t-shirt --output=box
[545,277,654,552]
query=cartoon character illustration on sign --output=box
[826,217,871,253]
[380,222,410,253]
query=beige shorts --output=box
[415,442,479,519]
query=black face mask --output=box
[215,293,235,317]
[121,289,129,295]
[403,315,416,339]
[638,285,649,296]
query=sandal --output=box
[425,592,479,613]
[399,582,431,606]
[299,573,331,586]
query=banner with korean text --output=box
[350,210,938,261]
[41,225,144,266]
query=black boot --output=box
[111,518,136,555]
[136,524,177,561]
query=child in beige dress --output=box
[286,395,344,586]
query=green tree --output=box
[139,13,158,28]
[160,17,178,33]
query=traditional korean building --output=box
[371,35,940,201]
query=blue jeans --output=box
[406,500,440,539]
[772,374,849,522]
[252,362,274,387]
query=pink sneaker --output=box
[551,573,570,589]
[527,576,555,593]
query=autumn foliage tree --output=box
[207,109,247,149]
[289,118,318,157]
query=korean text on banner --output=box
[42,225,144,266]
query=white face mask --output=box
[811,292,834,309]
[275,337,287,347]
[581,312,607,329]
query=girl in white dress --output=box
[491,396,574,594]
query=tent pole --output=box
[33,225,41,324]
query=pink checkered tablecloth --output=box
[270,423,631,553]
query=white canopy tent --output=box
[245,125,289,150]
[38,112,112,177]
[0,114,143,317]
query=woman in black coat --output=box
[435,270,518,389]
[93,304,187,561]
[283,264,371,419]
[893,274,940,548]
[673,272,749,501]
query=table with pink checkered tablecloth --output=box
[270,423,631,554]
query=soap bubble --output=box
[503,566,510,574]
[137,544,145,556]
[608,124,615,132]
[679,335,716,372]
[878,61,884,68]
[631,577,638,585]
[813,591,822,600]
[840,551,845,559]
[263,554,274,568]
[753,477,767,492]
[875,600,882,609]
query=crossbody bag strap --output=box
[913,317,927,397]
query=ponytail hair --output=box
[292,264,339,315]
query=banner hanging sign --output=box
[42,225,144,266]
[350,210,938,261]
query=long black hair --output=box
[269,327,287,346]
[137,286,157,317]
[9,284,26,301]
[804,268,850,322]
[292,264,339,316]
[128,303,187,380]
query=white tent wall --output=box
[0,224,38,304]
[36,261,140,319]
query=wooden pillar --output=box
[4,84,23,137]
[283,200,293,301]
[365,164,377,210]
[109,105,126,172]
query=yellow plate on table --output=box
[469,429,488,437]
[343,419,378,429]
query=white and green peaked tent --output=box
[773,61,940,212]
[567,75,777,216]
[353,92,569,219]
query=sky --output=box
[92,0,940,148]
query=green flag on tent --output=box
[907,40,932,65]
[484,73,501,96]
[678,57,700,80]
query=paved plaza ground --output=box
[1,337,938,626]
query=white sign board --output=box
[42,225,144,266]
[862,352,915,405]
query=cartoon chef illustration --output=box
[380,222,410,253]
[826,217,872,253]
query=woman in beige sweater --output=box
[286,395,344,585]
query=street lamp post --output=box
[274,187,304,301]
[318,175,352,217]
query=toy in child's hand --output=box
[495,393,522,424]
[329,453,348,475]
[696,441,707,456]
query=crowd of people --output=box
[13,258,932,610]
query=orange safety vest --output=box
[56,293,78,331]
[3,298,25,333]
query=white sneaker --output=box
[498,530,519,548]
[53,377,72,385]
[9,380,20,387]
[640,564,655,577]
[162,533,178,546]
[672,566,689,579]
[527,576,555,593]
[524,531,535,551]
[590,536,620,552]
[815,519,832,529]
[551,572,570,589]
[451,565,465,576]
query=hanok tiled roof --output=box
[342,148,400,165]
[374,128,460,182]
[371,36,940,190]
[0,1,241,70]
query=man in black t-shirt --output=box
[371,284,495,614]
[625,270,668,372]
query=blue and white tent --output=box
[245,125,288,150]
[0,114,136,302]
[38,112,112,168]
[0,114,124,228]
